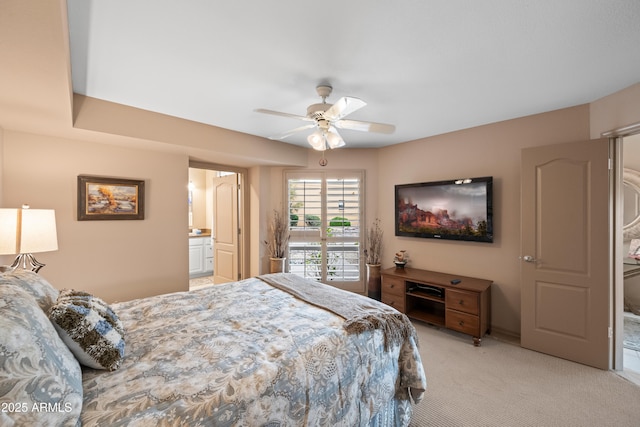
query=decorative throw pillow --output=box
[0,284,83,426]
[0,268,59,312]
[49,289,125,371]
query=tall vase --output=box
[270,257,286,273]
[366,263,382,301]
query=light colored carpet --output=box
[409,322,640,427]
[623,314,640,351]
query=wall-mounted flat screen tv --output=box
[395,176,493,243]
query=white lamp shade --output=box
[0,208,58,255]
[307,131,326,151]
[326,128,345,149]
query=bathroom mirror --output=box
[624,168,640,241]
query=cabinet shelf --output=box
[406,309,445,326]
[406,290,444,303]
[407,307,445,326]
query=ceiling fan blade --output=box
[323,97,366,121]
[254,108,313,122]
[334,119,396,134]
[269,124,316,140]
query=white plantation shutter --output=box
[286,171,364,292]
[288,177,323,279]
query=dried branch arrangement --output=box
[364,218,383,265]
[265,210,290,258]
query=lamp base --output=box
[10,253,46,273]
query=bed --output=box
[0,269,426,426]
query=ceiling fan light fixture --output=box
[256,84,395,149]
[326,128,345,149]
[307,131,326,151]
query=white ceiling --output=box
[66,0,640,149]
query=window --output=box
[286,170,364,292]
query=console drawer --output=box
[446,309,479,336]
[382,276,405,297]
[381,292,405,313]
[446,289,479,315]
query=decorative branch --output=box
[264,209,290,258]
[364,218,383,265]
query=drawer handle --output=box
[390,284,395,288]
[459,321,464,326]
[459,300,464,305]
[387,301,395,306]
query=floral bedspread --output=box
[80,276,426,426]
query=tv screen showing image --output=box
[395,176,493,243]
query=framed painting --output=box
[77,175,145,221]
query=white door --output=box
[521,138,611,369]
[212,174,239,284]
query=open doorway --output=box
[188,162,246,290]
[620,132,640,378]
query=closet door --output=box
[521,138,611,369]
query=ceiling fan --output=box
[255,85,395,152]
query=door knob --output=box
[521,255,536,263]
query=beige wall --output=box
[249,165,273,277]
[73,95,309,169]
[264,109,591,335]
[2,0,636,336]
[0,128,4,204]
[261,105,596,335]
[188,167,207,230]
[1,130,190,303]
[590,82,640,138]
[375,105,591,334]
[3,82,640,336]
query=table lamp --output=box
[0,205,58,273]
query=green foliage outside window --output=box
[328,216,351,227]
[305,214,321,227]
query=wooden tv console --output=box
[381,267,492,346]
